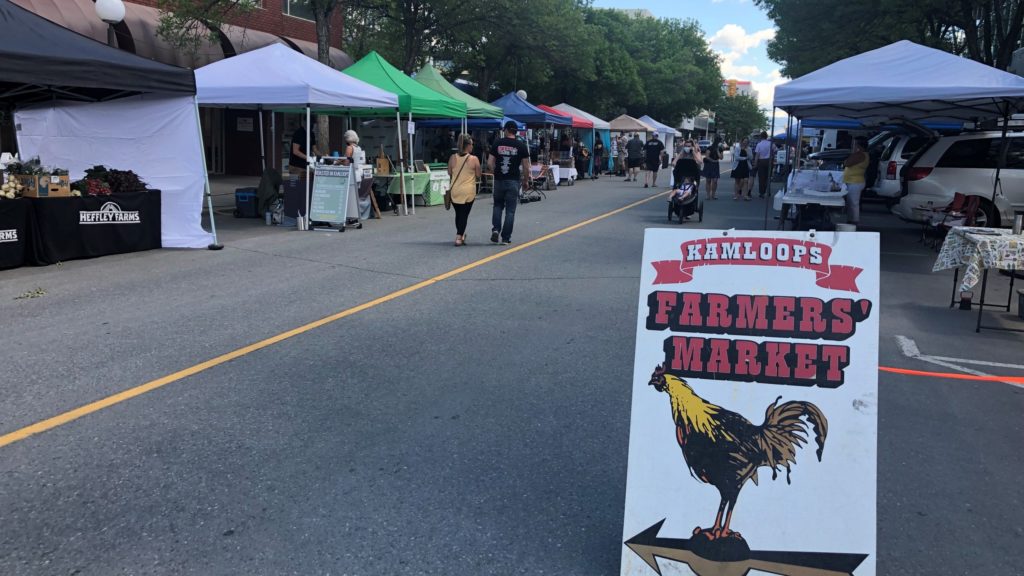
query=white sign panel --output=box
[621,229,878,576]
[237,117,254,132]
[407,121,416,135]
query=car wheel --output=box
[974,198,998,228]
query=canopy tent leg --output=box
[992,107,1010,210]
[258,105,266,172]
[194,99,223,250]
[408,112,415,215]
[271,111,276,172]
[763,107,778,230]
[396,111,407,216]
[304,104,311,230]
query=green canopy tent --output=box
[343,51,467,213]
[414,64,502,134]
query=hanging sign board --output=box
[407,121,416,135]
[309,165,351,224]
[236,117,254,132]
[621,229,879,576]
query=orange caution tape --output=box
[880,366,1024,383]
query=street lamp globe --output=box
[516,89,527,100]
[95,0,125,24]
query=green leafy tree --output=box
[155,0,254,56]
[714,94,769,141]
[755,0,1024,77]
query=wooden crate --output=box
[12,174,72,198]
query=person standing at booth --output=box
[842,136,869,226]
[448,134,481,246]
[592,137,605,178]
[289,120,321,175]
[487,121,531,245]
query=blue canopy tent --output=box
[491,92,574,125]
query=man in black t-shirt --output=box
[289,122,320,175]
[487,120,531,245]
[643,133,666,188]
[624,133,644,182]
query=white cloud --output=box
[708,24,775,56]
[752,69,787,112]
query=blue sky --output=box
[592,0,782,110]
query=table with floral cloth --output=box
[933,227,1024,291]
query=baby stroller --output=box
[668,182,703,223]
[521,167,548,203]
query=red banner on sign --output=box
[651,237,863,293]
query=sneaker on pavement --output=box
[490,231,499,243]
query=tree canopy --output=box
[159,1,726,127]
[755,0,1024,77]
[344,2,724,126]
[713,94,769,141]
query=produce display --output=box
[3,157,74,198]
[1,178,24,199]
[2,160,147,200]
[72,165,147,196]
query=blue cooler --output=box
[234,187,259,218]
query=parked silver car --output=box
[894,130,1024,227]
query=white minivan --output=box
[894,131,1024,227]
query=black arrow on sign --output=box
[625,520,868,576]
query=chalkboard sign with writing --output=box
[310,165,351,224]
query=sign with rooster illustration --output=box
[621,229,878,576]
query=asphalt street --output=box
[0,174,1022,575]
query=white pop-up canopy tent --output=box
[772,40,1024,227]
[774,40,1024,124]
[195,44,399,227]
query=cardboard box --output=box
[12,174,71,198]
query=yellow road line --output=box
[0,190,668,449]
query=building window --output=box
[282,0,315,21]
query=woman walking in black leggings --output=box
[448,134,481,246]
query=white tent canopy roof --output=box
[638,115,681,137]
[553,103,610,130]
[609,114,656,133]
[195,43,398,110]
[774,40,1024,123]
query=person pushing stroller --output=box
[668,140,704,223]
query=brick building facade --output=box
[6,0,352,176]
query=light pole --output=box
[94,0,126,48]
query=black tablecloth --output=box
[0,199,33,270]
[30,191,161,264]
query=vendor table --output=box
[31,191,161,264]
[934,226,1023,332]
[383,172,447,206]
[778,191,846,230]
[0,199,33,270]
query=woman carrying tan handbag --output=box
[447,134,481,246]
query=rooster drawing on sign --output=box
[648,364,828,543]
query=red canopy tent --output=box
[538,104,594,129]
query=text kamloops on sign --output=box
[0,229,17,243]
[79,202,141,225]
